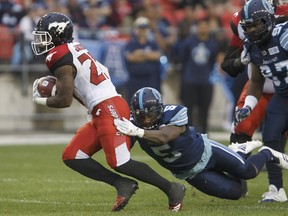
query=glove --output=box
[114,117,144,138]
[234,106,252,126]
[32,78,47,105]
[240,49,250,65]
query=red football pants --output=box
[62,96,131,168]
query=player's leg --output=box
[207,139,287,179]
[97,96,185,211]
[186,170,245,200]
[260,94,288,202]
[62,121,139,211]
[186,139,288,200]
[62,122,119,183]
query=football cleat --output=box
[259,146,288,169]
[260,185,288,202]
[112,179,139,212]
[169,203,183,212]
[228,140,263,155]
[167,182,186,212]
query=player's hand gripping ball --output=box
[37,76,57,97]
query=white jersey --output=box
[46,41,120,113]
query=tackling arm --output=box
[141,125,185,145]
[114,118,186,145]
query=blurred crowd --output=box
[0,0,243,62]
[0,0,245,132]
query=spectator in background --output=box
[179,17,221,133]
[81,0,112,29]
[124,16,162,101]
[66,0,87,27]
[142,0,174,55]
[11,3,46,65]
[0,0,24,28]
[205,0,234,131]
[173,4,198,66]
[106,0,133,27]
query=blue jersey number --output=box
[150,144,182,163]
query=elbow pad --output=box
[221,58,245,77]
[221,46,246,77]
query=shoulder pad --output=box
[46,44,70,69]
[162,105,188,126]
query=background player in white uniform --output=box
[31,12,185,212]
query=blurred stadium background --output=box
[0,0,261,137]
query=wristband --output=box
[243,95,258,110]
[137,128,144,138]
[33,97,47,105]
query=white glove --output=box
[240,49,250,65]
[32,78,47,105]
[114,117,144,138]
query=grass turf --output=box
[0,142,287,216]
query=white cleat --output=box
[228,140,263,154]
[260,184,288,202]
[259,146,288,169]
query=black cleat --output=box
[112,179,139,212]
[167,182,186,212]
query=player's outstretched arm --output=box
[114,118,185,145]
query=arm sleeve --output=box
[167,107,188,127]
[220,46,246,77]
[279,28,288,51]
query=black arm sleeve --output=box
[220,46,246,77]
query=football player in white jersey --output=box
[31,12,185,212]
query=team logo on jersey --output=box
[268,46,279,55]
[262,0,274,14]
[48,21,70,34]
[46,51,57,62]
[261,50,268,56]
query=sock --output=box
[246,152,270,175]
[64,158,123,186]
[264,139,285,189]
[115,159,171,194]
[230,133,252,144]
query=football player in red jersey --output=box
[31,12,185,212]
[221,0,288,202]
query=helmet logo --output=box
[262,0,274,14]
[48,21,70,34]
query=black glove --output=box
[234,106,252,126]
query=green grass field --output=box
[0,142,287,216]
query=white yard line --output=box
[0,197,103,207]
[0,133,73,146]
[0,131,262,146]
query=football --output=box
[37,76,57,97]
